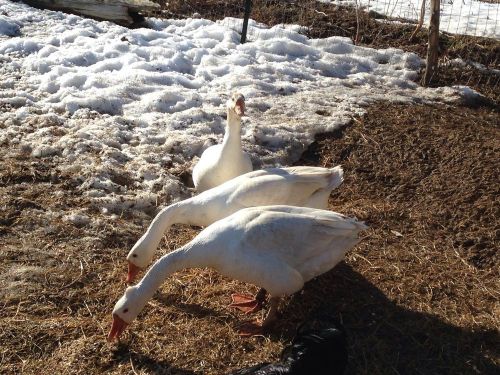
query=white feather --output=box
[192,92,252,192]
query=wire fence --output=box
[335,0,500,39]
[158,0,499,39]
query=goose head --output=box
[227,92,245,118]
[107,286,146,341]
[126,240,152,283]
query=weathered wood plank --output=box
[24,0,160,26]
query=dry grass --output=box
[1,102,498,374]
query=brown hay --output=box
[1,102,498,374]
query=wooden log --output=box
[423,0,440,86]
[24,0,160,26]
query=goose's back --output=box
[214,207,366,292]
[226,167,338,209]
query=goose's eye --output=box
[123,308,129,313]
[132,254,137,258]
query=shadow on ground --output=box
[111,343,198,374]
[273,264,499,374]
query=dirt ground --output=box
[1,101,498,374]
[1,1,500,374]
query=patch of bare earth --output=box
[301,102,499,374]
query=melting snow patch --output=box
[0,0,473,213]
[0,14,20,36]
[63,212,91,226]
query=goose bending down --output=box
[126,166,344,283]
[108,205,367,341]
[192,92,252,192]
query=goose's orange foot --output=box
[236,319,265,337]
[229,293,263,314]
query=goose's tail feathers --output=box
[327,165,344,191]
[305,165,344,209]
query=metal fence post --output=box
[241,0,253,43]
[423,0,440,86]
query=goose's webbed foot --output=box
[229,288,267,314]
[236,297,280,337]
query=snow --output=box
[0,0,480,215]
[63,213,91,226]
[319,0,500,39]
[0,14,20,36]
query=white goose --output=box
[126,166,344,282]
[108,205,367,340]
[192,92,252,192]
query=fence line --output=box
[317,0,499,38]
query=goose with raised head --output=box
[126,166,344,283]
[108,205,367,341]
[192,92,252,192]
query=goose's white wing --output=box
[239,206,366,262]
[215,206,366,295]
[226,167,341,208]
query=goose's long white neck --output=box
[139,201,191,257]
[222,110,242,152]
[134,242,213,301]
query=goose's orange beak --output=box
[107,314,128,342]
[235,97,245,116]
[126,261,141,284]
